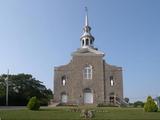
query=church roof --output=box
[72,47,105,56]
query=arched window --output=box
[86,39,89,46]
[82,39,84,46]
[83,65,92,79]
[61,75,66,86]
[90,40,93,45]
[110,76,114,86]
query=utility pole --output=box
[5,69,9,106]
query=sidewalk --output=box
[0,106,26,110]
[0,103,59,110]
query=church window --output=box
[86,39,89,45]
[82,40,84,46]
[110,76,114,86]
[61,75,66,86]
[83,65,92,79]
[90,40,93,45]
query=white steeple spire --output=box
[80,7,94,48]
[85,7,89,26]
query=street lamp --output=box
[5,69,9,106]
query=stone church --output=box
[54,9,124,105]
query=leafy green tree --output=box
[134,101,144,108]
[124,97,129,103]
[27,96,40,110]
[144,96,158,112]
[0,77,6,105]
[0,73,53,106]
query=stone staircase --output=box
[115,97,129,107]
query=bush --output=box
[134,101,144,108]
[39,98,49,106]
[56,103,78,107]
[80,109,95,119]
[69,108,81,112]
[144,96,158,112]
[97,103,118,107]
[27,96,40,110]
[124,97,129,103]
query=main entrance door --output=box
[84,88,93,104]
[61,94,68,103]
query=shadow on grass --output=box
[39,108,67,112]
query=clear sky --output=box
[0,0,160,102]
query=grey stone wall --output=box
[104,62,123,104]
[54,51,123,105]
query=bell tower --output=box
[80,7,95,48]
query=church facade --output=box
[54,10,123,105]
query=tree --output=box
[144,96,158,112]
[0,77,6,105]
[0,73,53,106]
[124,97,129,103]
[133,101,144,108]
[27,96,40,110]
[158,96,160,101]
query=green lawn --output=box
[0,107,160,120]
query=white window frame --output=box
[62,79,66,86]
[83,65,92,79]
[110,76,114,86]
[61,76,66,86]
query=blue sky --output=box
[0,0,160,102]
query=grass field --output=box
[0,107,160,120]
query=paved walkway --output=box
[48,102,59,107]
[0,106,26,110]
[0,103,59,110]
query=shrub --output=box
[124,97,129,103]
[144,96,158,112]
[80,109,95,119]
[97,103,118,107]
[69,108,81,112]
[39,98,49,106]
[56,103,78,107]
[134,101,144,108]
[27,96,40,110]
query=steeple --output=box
[80,7,95,48]
[85,7,89,26]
